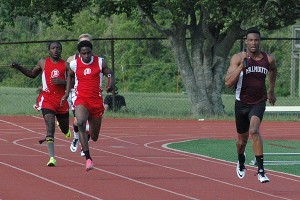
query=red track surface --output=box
[0,116,299,200]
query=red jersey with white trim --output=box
[235,52,269,104]
[70,55,103,99]
[42,57,67,95]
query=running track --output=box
[0,116,300,200]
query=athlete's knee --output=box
[237,140,247,149]
[91,135,98,142]
[90,132,99,142]
[76,119,86,128]
[249,127,259,135]
[238,139,247,145]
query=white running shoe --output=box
[258,172,270,183]
[236,153,246,179]
[236,161,246,179]
[80,149,85,157]
[70,138,79,152]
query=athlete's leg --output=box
[235,100,250,166]
[70,113,80,152]
[248,101,267,174]
[56,112,70,136]
[234,100,250,179]
[42,109,56,159]
[75,105,90,153]
[237,132,249,154]
[249,116,266,173]
[88,117,102,142]
[249,116,263,155]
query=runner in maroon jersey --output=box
[11,41,71,167]
[61,40,114,171]
[225,29,277,183]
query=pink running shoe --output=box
[86,159,94,171]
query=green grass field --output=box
[1,86,300,121]
[167,139,300,176]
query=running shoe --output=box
[64,130,71,138]
[236,153,246,179]
[86,159,94,171]
[47,157,56,167]
[56,121,60,128]
[80,149,85,157]
[257,171,270,183]
[236,161,246,179]
[70,138,79,152]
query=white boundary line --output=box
[0,119,200,200]
[158,139,300,180]
[1,117,299,200]
[0,161,102,200]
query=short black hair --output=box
[246,29,261,38]
[48,41,62,50]
[77,40,93,52]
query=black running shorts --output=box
[235,100,266,134]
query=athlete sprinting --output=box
[61,40,114,171]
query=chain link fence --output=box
[0,38,299,118]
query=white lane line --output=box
[1,119,200,200]
[32,115,139,146]
[0,161,102,200]
[4,117,296,200]
[158,138,300,180]
[95,143,292,200]
[12,137,200,200]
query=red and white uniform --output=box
[67,54,80,109]
[70,55,105,117]
[37,58,69,113]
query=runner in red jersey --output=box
[225,29,277,183]
[66,34,92,155]
[11,41,71,167]
[61,40,114,171]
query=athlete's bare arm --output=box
[101,59,115,93]
[225,52,247,88]
[11,58,45,78]
[61,63,75,105]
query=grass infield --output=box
[167,139,300,176]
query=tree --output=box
[2,0,300,116]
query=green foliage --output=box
[0,3,299,98]
[1,0,299,116]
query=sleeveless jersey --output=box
[235,52,269,104]
[70,55,103,99]
[42,57,67,95]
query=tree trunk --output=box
[167,26,236,117]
